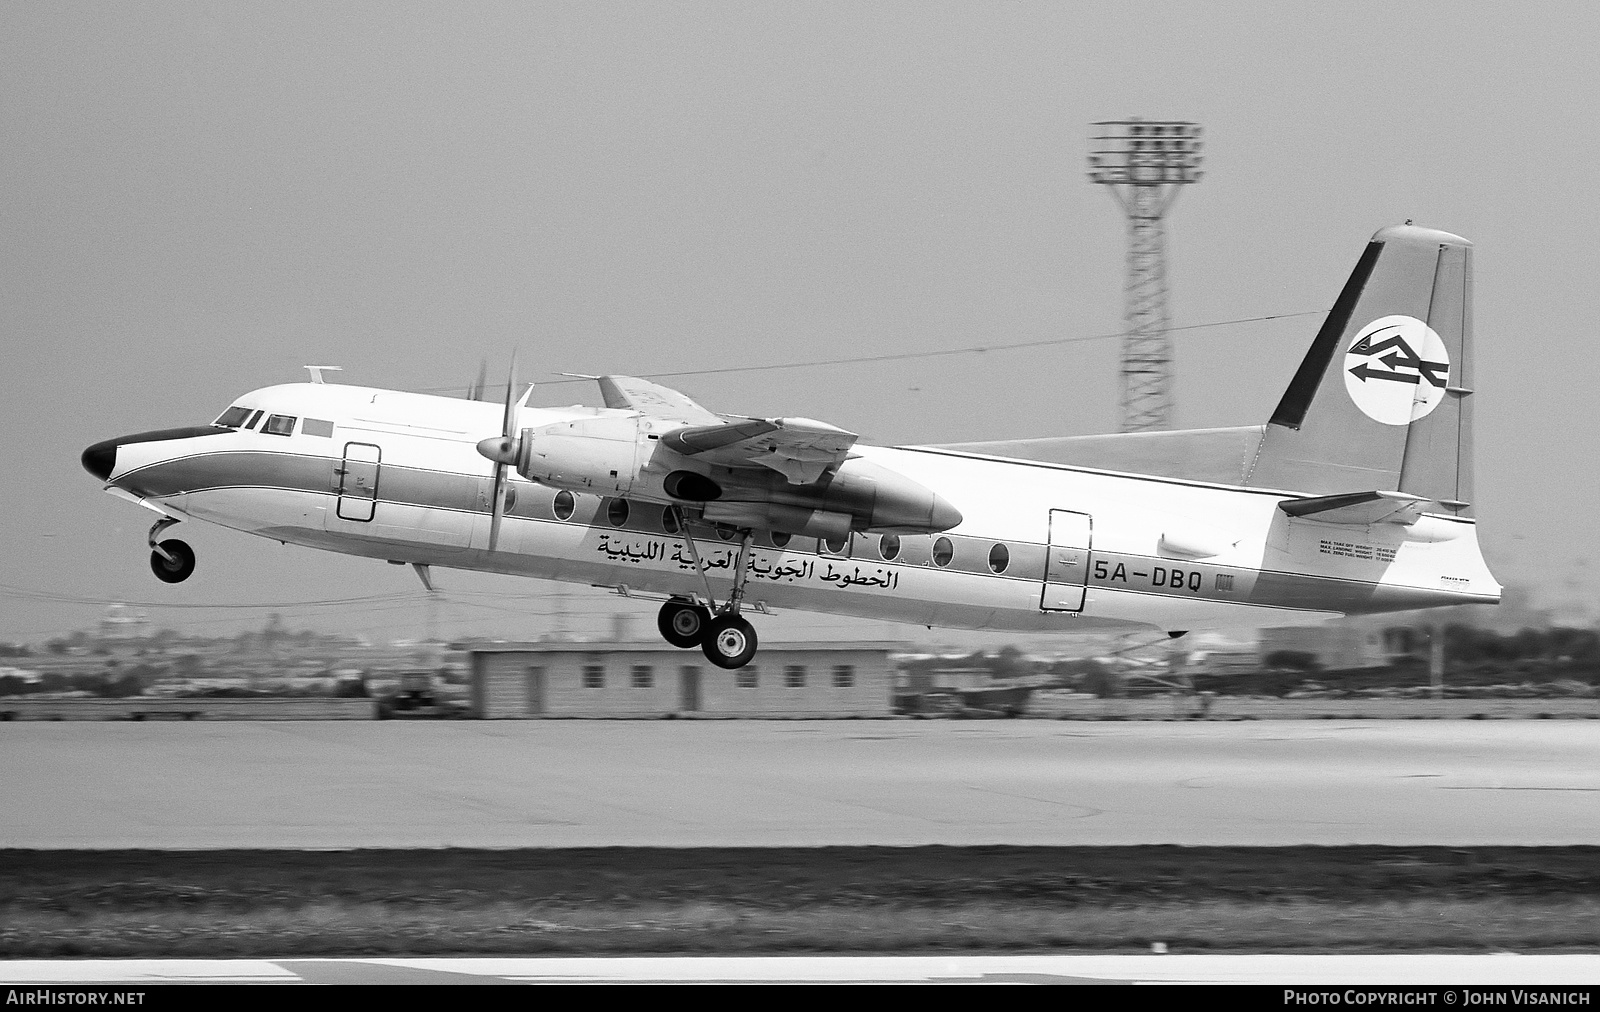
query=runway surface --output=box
[3,720,1598,848]
[3,955,1599,985]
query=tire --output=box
[701,614,758,669]
[658,600,710,648]
[150,539,196,584]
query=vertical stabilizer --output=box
[1245,224,1475,516]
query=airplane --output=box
[80,224,1499,669]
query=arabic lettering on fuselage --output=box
[595,532,666,564]
[590,534,895,589]
[818,561,900,590]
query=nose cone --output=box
[81,439,117,481]
[477,435,520,466]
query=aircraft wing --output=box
[597,375,722,425]
[663,416,859,485]
[595,375,859,485]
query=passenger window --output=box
[661,506,681,535]
[262,415,297,436]
[302,418,335,438]
[821,533,850,556]
[214,406,251,428]
[553,490,576,521]
[607,498,630,528]
[932,537,955,568]
[879,534,900,561]
[768,531,791,549]
[988,543,1010,574]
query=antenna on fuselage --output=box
[304,365,344,384]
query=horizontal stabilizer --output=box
[1278,490,1427,526]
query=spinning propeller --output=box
[475,354,530,552]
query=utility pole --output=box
[1087,119,1204,431]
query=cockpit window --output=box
[262,414,297,436]
[214,406,251,429]
[244,410,264,430]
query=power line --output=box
[411,309,1326,395]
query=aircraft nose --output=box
[81,438,118,481]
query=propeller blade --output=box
[502,351,519,442]
[467,358,488,401]
[484,353,523,553]
[488,465,506,552]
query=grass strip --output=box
[4,847,1598,956]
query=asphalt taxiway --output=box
[3,720,1596,848]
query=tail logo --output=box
[1343,314,1450,426]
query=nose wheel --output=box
[146,516,195,584]
[150,539,195,584]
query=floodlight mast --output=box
[1087,119,1204,432]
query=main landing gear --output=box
[147,516,195,584]
[655,525,760,669]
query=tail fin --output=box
[1245,224,1475,516]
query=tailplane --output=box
[1244,224,1475,515]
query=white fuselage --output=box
[103,383,1501,635]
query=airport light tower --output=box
[1087,119,1204,431]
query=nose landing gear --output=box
[147,517,196,584]
[655,524,761,669]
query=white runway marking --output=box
[2,955,1599,985]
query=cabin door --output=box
[335,442,381,521]
[1040,509,1093,612]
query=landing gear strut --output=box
[147,517,195,584]
[656,524,761,669]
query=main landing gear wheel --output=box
[702,613,758,670]
[658,600,710,649]
[150,540,196,584]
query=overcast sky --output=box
[4,1,1597,645]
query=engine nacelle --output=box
[517,415,641,495]
[701,502,853,541]
[720,457,962,535]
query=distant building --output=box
[1259,625,1388,671]
[468,641,900,718]
[97,604,150,644]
